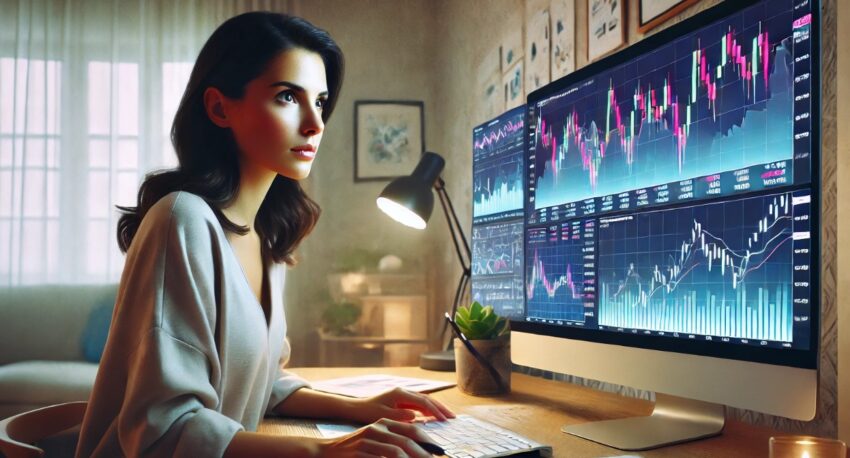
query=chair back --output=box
[0,402,87,458]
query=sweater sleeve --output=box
[265,337,311,416]
[118,328,245,457]
[111,192,244,457]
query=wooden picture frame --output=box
[354,100,425,182]
[587,0,626,62]
[639,0,701,34]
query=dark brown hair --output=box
[116,12,344,265]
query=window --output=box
[0,58,61,285]
[161,62,193,168]
[0,1,296,286]
[87,61,140,279]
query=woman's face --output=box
[214,48,328,181]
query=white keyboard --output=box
[418,414,552,458]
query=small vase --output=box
[453,334,511,396]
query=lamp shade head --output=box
[376,152,446,229]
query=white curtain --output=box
[0,0,298,285]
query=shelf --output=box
[317,330,428,344]
[327,272,426,301]
[317,330,430,367]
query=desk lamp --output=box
[376,152,471,371]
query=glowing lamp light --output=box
[376,197,426,230]
[376,152,445,230]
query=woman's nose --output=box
[301,106,324,136]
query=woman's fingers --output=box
[359,438,421,458]
[424,394,456,419]
[362,421,433,458]
[391,388,453,421]
[383,406,418,422]
[376,418,438,445]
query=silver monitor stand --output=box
[562,393,725,451]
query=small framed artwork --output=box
[639,0,700,34]
[587,0,626,62]
[503,60,524,110]
[638,0,699,33]
[551,0,576,80]
[524,6,550,93]
[354,100,425,182]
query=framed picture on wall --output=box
[587,0,626,62]
[354,100,425,182]
[639,0,701,34]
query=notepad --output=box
[310,374,456,398]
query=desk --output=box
[260,366,783,457]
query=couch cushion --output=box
[0,284,118,364]
[0,361,98,405]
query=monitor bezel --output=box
[515,0,821,370]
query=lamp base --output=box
[419,350,455,371]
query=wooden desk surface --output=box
[259,366,784,458]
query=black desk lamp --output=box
[376,152,471,371]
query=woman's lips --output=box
[291,149,316,160]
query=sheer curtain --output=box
[0,0,297,285]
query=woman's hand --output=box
[347,387,456,424]
[316,418,439,458]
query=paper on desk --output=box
[316,423,358,438]
[311,374,456,398]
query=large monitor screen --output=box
[471,105,526,319]
[517,0,818,368]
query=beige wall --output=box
[288,0,845,439]
[285,1,441,365]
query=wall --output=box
[837,0,850,445]
[427,0,841,438]
[284,0,440,366]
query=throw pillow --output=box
[80,298,115,363]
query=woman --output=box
[75,11,454,458]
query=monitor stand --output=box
[562,393,726,451]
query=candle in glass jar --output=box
[769,436,846,458]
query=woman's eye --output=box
[316,98,326,110]
[277,91,296,103]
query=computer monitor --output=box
[471,105,527,319]
[510,0,819,450]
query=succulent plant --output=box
[454,301,509,340]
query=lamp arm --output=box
[434,177,472,268]
[434,177,472,351]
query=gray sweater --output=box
[75,191,311,457]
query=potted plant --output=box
[453,301,511,396]
[320,300,362,336]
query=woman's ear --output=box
[203,87,231,128]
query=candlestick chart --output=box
[531,18,795,211]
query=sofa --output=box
[0,284,117,419]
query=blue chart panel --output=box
[471,220,524,318]
[597,192,799,342]
[530,3,800,213]
[473,106,525,219]
[525,219,596,324]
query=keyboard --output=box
[418,414,553,457]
